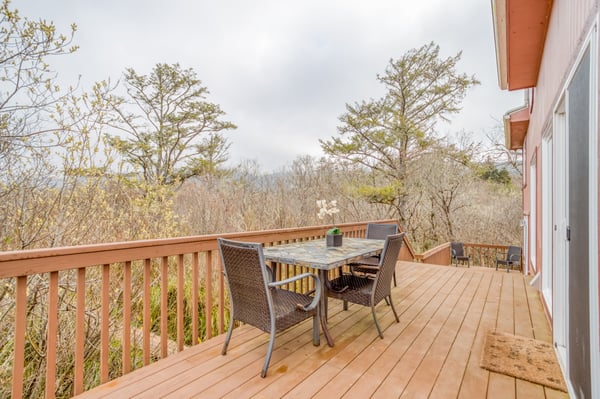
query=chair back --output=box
[451,242,465,257]
[217,238,273,332]
[373,233,405,303]
[507,245,522,264]
[366,223,398,240]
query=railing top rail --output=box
[0,220,399,278]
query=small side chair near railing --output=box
[450,242,470,267]
[418,242,521,271]
[496,245,523,273]
[217,238,322,378]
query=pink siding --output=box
[527,0,595,147]
[523,0,596,274]
[521,0,599,349]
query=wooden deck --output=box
[75,262,569,399]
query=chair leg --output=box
[343,300,348,311]
[506,261,510,273]
[393,271,397,287]
[261,330,276,378]
[388,295,399,323]
[221,318,235,355]
[371,305,383,339]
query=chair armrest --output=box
[451,249,456,257]
[268,273,321,312]
[509,254,520,262]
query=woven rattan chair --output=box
[327,233,405,338]
[348,223,399,286]
[218,238,322,378]
[496,245,522,273]
[450,242,470,267]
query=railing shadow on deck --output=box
[1,219,417,399]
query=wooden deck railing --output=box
[416,242,521,270]
[1,220,413,399]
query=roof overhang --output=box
[503,106,529,150]
[492,0,553,90]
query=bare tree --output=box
[0,0,78,171]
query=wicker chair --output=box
[450,242,470,267]
[327,233,405,338]
[496,245,522,273]
[218,238,322,378]
[348,223,399,286]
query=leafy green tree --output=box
[320,42,479,227]
[477,160,512,185]
[105,63,236,185]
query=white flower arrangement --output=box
[317,199,341,234]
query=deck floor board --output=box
[75,262,568,399]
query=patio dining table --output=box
[262,237,385,347]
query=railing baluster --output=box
[205,251,213,340]
[45,271,58,399]
[122,261,132,374]
[101,264,110,382]
[74,268,85,395]
[143,259,151,365]
[160,256,168,358]
[218,253,225,334]
[177,254,184,351]
[192,252,199,344]
[12,276,27,399]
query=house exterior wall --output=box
[514,0,599,396]
[524,0,597,287]
[522,0,597,276]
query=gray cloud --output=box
[14,0,522,171]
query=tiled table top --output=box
[262,237,384,270]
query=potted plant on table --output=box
[317,199,342,247]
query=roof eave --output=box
[504,106,529,150]
[491,0,553,91]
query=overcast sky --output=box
[15,0,523,171]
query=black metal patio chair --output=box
[496,245,522,273]
[327,233,405,338]
[218,238,322,378]
[451,242,470,267]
